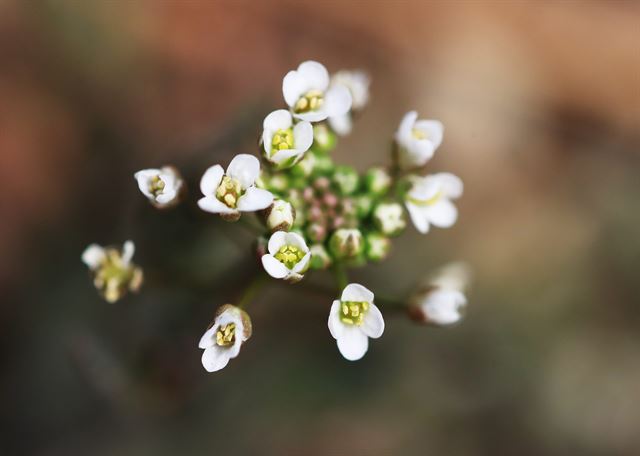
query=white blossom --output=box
[404,173,463,234]
[328,70,370,136]
[198,154,273,220]
[261,231,311,282]
[372,202,406,236]
[328,283,384,361]
[395,111,443,169]
[283,61,352,123]
[262,109,313,169]
[199,305,252,372]
[134,166,183,208]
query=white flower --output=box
[198,154,274,220]
[261,109,313,169]
[264,199,295,232]
[327,70,370,136]
[395,111,444,169]
[409,262,470,326]
[404,173,463,234]
[261,231,311,282]
[372,202,406,236]
[199,304,252,372]
[283,60,352,123]
[328,283,384,361]
[134,166,183,208]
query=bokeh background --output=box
[1,1,639,455]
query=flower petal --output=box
[200,165,224,196]
[201,345,231,372]
[198,195,238,214]
[134,169,160,198]
[267,231,287,255]
[414,119,444,149]
[328,300,344,339]
[433,172,463,199]
[362,303,384,339]
[283,231,308,252]
[293,121,313,153]
[293,109,330,123]
[406,203,430,234]
[324,85,352,118]
[82,244,105,269]
[341,283,374,303]
[227,154,260,189]
[337,328,369,361]
[395,110,418,145]
[328,113,352,136]
[263,109,292,131]
[122,240,135,265]
[283,71,307,107]
[292,251,311,274]
[297,60,329,91]
[426,199,458,228]
[269,148,302,165]
[198,326,217,349]
[422,289,467,325]
[237,187,273,212]
[261,254,290,279]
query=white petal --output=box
[414,119,444,149]
[426,199,458,228]
[408,138,436,165]
[200,165,224,196]
[227,154,260,189]
[268,148,302,165]
[328,113,352,136]
[336,328,369,361]
[297,60,329,91]
[263,109,292,131]
[155,188,177,204]
[237,187,274,212]
[282,71,307,107]
[82,244,105,269]
[395,110,418,145]
[201,345,231,372]
[292,251,311,274]
[293,109,330,123]
[406,203,430,234]
[328,300,344,339]
[341,283,374,303]
[261,254,290,279]
[433,172,463,199]
[122,240,135,265]
[267,231,287,255]
[361,303,384,339]
[198,195,238,214]
[134,169,160,198]
[198,326,217,349]
[422,289,467,325]
[293,121,313,152]
[324,85,352,118]
[283,231,308,252]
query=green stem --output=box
[237,273,267,308]
[332,262,349,290]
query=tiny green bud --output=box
[312,151,335,176]
[312,123,337,153]
[355,194,374,219]
[333,165,359,195]
[364,167,392,197]
[309,244,332,270]
[365,232,391,262]
[329,228,364,259]
[372,201,406,236]
[264,199,295,232]
[267,174,290,194]
[290,152,316,178]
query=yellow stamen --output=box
[294,90,324,114]
[339,301,369,326]
[216,323,236,347]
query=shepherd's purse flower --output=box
[261,231,311,282]
[134,166,183,208]
[262,109,313,169]
[199,304,252,372]
[395,111,443,169]
[404,173,463,234]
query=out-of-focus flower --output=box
[262,109,313,169]
[199,304,252,372]
[372,202,406,236]
[134,166,183,209]
[261,231,311,282]
[404,173,463,234]
[309,243,332,270]
[263,199,295,232]
[311,124,337,152]
[364,167,391,197]
[408,262,470,326]
[365,232,391,262]
[328,283,384,361]
[81,240,143,303]
[333,165,359,195]
[198,154,273,221]
[283,61,352,123]
[327,70,370,135]
[329,228,364,260]
[395,111,443,170]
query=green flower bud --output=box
[312,150,334,176]
[365,232,391,262]
[333,165,359,195]
[329,228,364,259]
[312,123,337,153]
[364,167,392,197]
[263,199,295,232]
[266,173,290,194]
[355,194,374,219]
[309,244,332,270]
[290,152,316,178]
[372,201,406,236]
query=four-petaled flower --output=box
[404,173,463,234]
[134,166,183,208]
[283,61,352,123]
[198,154,274,221]
[328,70,370,136]
[395,111,444,170]
[261,231,311,282]
[328,283,384,361]
[262,109,313,169]
[199,304,252,372]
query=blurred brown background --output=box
[1,1,639,455]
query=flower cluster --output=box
[82,60,469,373]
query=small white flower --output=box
[199,304,252,373]
[328,70,370,136]
[262,109,313,169]
[134,166,183,208]
[198,154,274,220]
[372,202,406,236]
[328,283,384,361]
[395,111,444,169]
[283,61,352,123]
[264,199,296,232]
[261,231,311,282]
[404,173,463,234]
